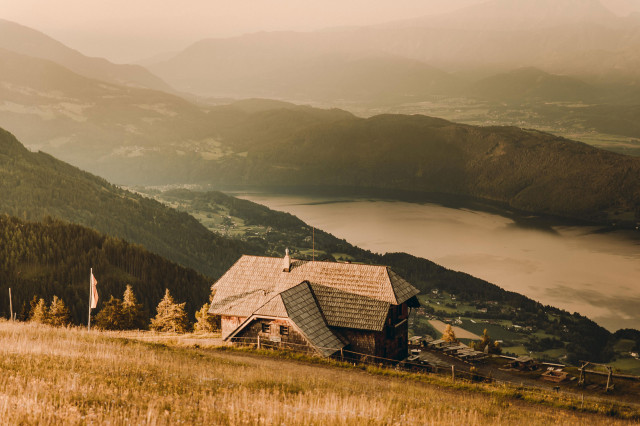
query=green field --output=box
[610,358,640,376]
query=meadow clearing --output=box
[0,320,636,425]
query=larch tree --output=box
[442,324,458,343]
[94,296,125,330]
[48,296,71,327]
[194,302,219,333]
[122,285,147,330]
[30,298,49,324]
[150,289,189,333]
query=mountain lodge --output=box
[208,251,420,360]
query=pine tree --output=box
[194,302,219,333]
[94,296,125,330]
[48,296,71,327]
[121,285,147,330]
[442,324,457,343]
[30,298,49,324]
[150,289,189,333]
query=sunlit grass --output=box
[0,320,635,424]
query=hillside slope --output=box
[0,216,210,323]
[3,322,635,424]
[0,48,210,168]
[469,67,600,103]
[161,110,640,225]
[0,128,248,278]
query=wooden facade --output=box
[233,318,317,353]
[336,302,410,359]
[221,315,245,339]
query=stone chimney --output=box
[283,248,291,272]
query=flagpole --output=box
[88,268,92,331]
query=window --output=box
[280,325,289,335]
[261,323,270,333]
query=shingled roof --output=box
[226,282,345,357]
[310,283,390,331]
[209,255,419,320]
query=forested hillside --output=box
[170,110,640,225]
[0,216,210,323]
[0,128,250,278]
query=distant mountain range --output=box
[0,47,209,169]
[0,15,638,227]
[0,19,171,92]
[468,67,601,103]
[38,98,633,226]
[148,0,640,99]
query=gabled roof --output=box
[226,282,344,357]
[209,255,420,320]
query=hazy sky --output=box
[2,0,639,63]
[0,0,497,63]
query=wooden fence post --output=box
[257,335,261,349]
[8,288,13,321]
[606,367,613,392]
[451,365,455,381]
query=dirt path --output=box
[428,320,481,339]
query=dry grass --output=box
[0,320,635,425]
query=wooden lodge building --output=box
[208,251,420,360]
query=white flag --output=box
[90,272,99,309]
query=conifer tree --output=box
[94,296,125,330]
[442,324,457,343]
[194,302,219,333]
[48,296,71,327]
[150,289,189,333]
[30,298,49,324]
[121,285,147,330]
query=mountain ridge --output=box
[0,19,172,92]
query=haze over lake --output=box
[237,193,640,332]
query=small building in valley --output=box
[208,251,420,360]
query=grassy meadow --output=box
[0,320,637,425]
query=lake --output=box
[235,193,640,332]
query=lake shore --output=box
[232,192,640,332]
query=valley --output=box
[1,0,640,419]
